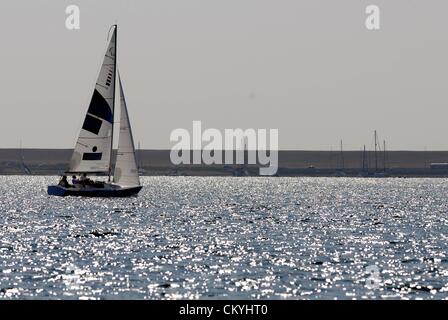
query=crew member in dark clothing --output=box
[72,175,79,185]
[58,175,69,188]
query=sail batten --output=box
[113,74,140,187]
[67,27,117,174]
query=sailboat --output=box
[48,25,142,197]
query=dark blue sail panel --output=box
[82,152,103,161]
[87,89,113,123]
[82,115,103,135]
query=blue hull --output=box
[48,185,142,197]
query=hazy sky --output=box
[1,0,447,150]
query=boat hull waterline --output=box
[47,185,142,197]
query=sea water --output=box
[0,176,447,299]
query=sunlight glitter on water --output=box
[0,176,447,299]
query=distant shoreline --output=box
[2,149,448,177]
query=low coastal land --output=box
[2,149,448,177]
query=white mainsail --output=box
[68,26,117,174]
[113,74,140,187]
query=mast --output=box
[330,146,334,169]
[360,146,363,171]
[18,139,31,175]
[19,138,23,164]
[109,24,118,182]
[244,137,248,173]
[340,139,344,170]
[383,140,386,172]
[374,130,378,172]
[362,145,366,172]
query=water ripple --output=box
[0,176,447,299]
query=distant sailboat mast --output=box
[374,130,378,172]
[340,139,344,171]
[362,144,367,173]
[19,139,31,175]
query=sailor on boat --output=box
[71,175,79,185]
[79,173,89,185]
[58,175,70,188]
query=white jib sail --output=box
[68,27,117,174]
[113,74,140,187]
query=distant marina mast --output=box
[362,144,367,173]
[374,130,378,172]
